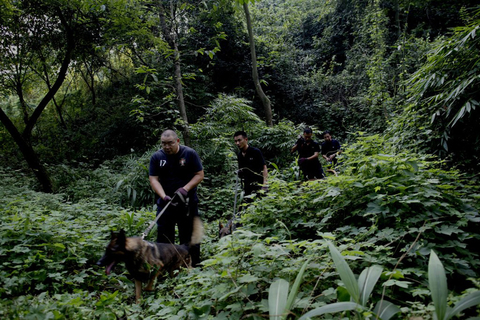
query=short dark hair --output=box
[322,130,331,137]
[162,129,178,139]
[234,130,247,138]
[303,127,313,134]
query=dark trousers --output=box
[300,160,324,180]
[243,179,262,197]
[156,199,200,266]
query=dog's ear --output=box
[219,222,224,229]
[117,229,127,244]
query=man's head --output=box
[234,131,248,151]
[161,129,180,155]
[322,130,332,142]
[303,128,313,142]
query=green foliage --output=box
[328,242,361,304]
[269,278,289,319]
[0,182,106,298]
[244,134,480,278]
[190,94,262,174]
[298,242,400,320]
[113,152,155,209]
[190,94,266,220]
[2,0,480,317]
[0,0,151,191]
[154,231,334,319]
[47,160,125,203]
[429,250,480,320]
[254,120,303,169]
[198,173,239,221]
[409,8,480,135]
[430,250,449,320]
[268,259,310,320]
[192,94,263,135]
[1,127,480,318]
[0,167,157,318]
[398,8,480,169]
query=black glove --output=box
[156,196,172,206]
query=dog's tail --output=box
[190,216,204,245]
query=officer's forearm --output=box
[308,152,319,160]
[149,176,166,199]
[183,170,204,192]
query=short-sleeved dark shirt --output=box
[295,138,323,179]
[321,139,341,156]
[149,145,203,198]
[237,146,265,193]
[296,138,321,158]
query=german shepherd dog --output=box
[218,219,242,238]
[97,216,203,303]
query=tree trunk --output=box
[0,8,74,193]
[0,108,53,193]
[158,0,191,145]
[243,2,273,127]
[173,42,191,146]
[23,13,73,142]
[395,0,401,39]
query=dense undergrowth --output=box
[1,134,479,319]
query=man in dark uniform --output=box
[149,129,204,265]
[321,130,342,165]
[233,131,268,197]
[291,128,324,180]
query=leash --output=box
[222,173,241,233]
[232,173,240,221]
[141,193,179,240]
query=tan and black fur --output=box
[97,216,203,303]
[219,219,242,238]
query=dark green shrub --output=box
[243,134,480,280]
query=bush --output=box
[243,134,480,281]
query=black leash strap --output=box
[232,173,240,221]
[141,193,178,240]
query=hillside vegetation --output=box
[1,0,479,319]
[1,130,479,319]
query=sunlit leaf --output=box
[298,302,363,320]
[429,250,448,320]
[285,259,310,316]
[327,242,360,303]
[268,279,288,320]
[358,265,382,306]
[373,300,401,320]
[447,291,480,320]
